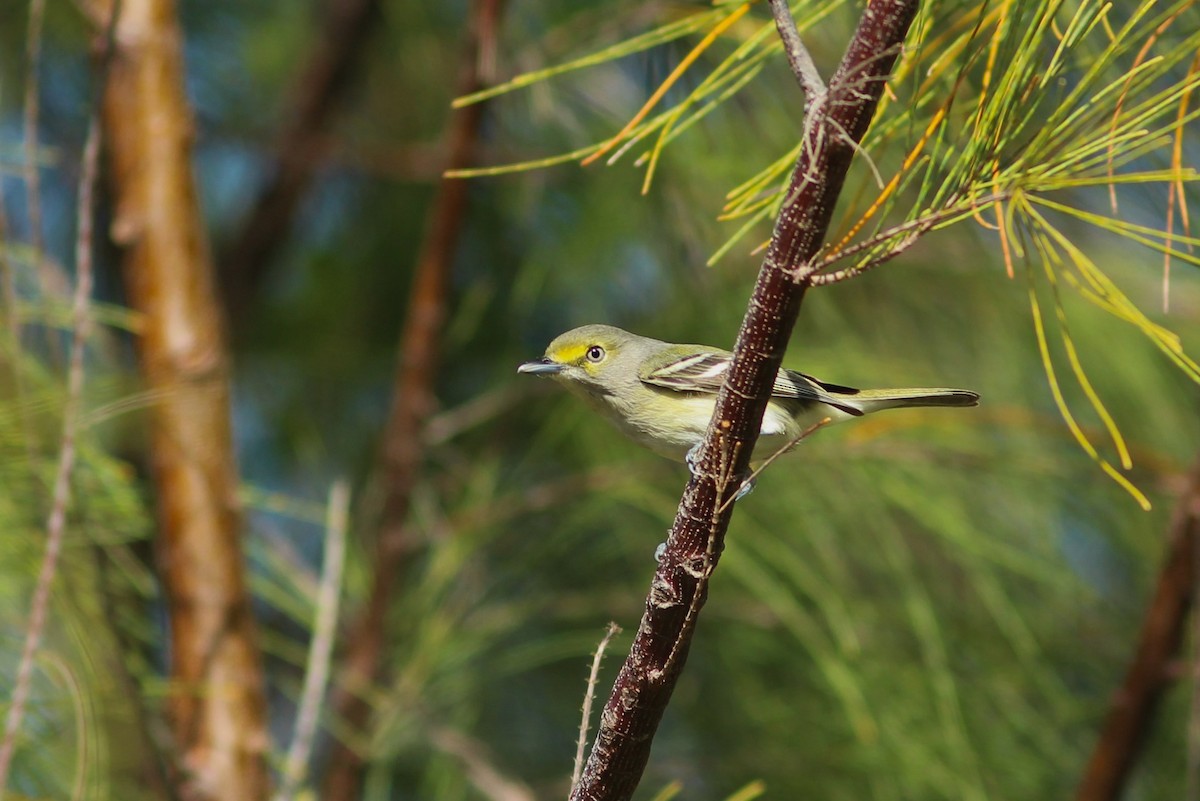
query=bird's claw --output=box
[734,474,756,501]
[689,443,755,502]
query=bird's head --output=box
[517,324,638,395]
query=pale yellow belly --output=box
[605,393,838,463]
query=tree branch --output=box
[219,0,382,330]
[1075,458,1200,801]
[768,0,826,104]
[98,0,271,797]
[569,2,921,798]
[320,2,504,799]
[574,623,622,789]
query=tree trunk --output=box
[97,1,270,798]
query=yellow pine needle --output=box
[451,11,720,108]
[1164,49,1200,310]
[1025,265,1151,511]
[721,146,798,216]
[1174,52,1198,236]
[994,191,1016,279]
[722,780,767,801]
[1027,199,1200,385]
[1029,196,1200,328]
[974,0,1010,131]
[446,144,604,178]
[969,191,1001,231]
[706,207,771,266]
[720,190,781,221]
[1030,195,1200,250]
[631,59,764,172]
[581,2,751,167]
[645,780,684,801]
[610,112,676,166]
[1029,222,1133,470]
[640,107,682,194]
[1106,5,1187,214]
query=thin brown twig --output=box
[810,228,926,285]
[768,0,826,104]
[807,191,1010,285]
[573,623,622,790]
[0,68,104,797]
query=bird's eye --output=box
[585,345,605,363]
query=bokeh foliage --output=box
[1,0,1199,799]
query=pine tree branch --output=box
[568,2,920,798]
[320,2,504,799]
[768,0,826,104]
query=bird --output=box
[518,324,979,472]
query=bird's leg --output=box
[734,475,756,501]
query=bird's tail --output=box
[844,387,980,414]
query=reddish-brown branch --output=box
[569,3,920,799]
[219,0,382,329]
[97,0,270,798]
[320,2,503,799]
[1076,459,1200,801]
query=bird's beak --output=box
[517,358,566,376]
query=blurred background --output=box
[1,0,1198,799]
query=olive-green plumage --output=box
[518,324,979,462]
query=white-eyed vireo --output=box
[518,325,979,468]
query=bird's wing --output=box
[639,351,732,393]
[640,350,864,416]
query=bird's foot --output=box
[689,444,755,502]
[734,474,756,502]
